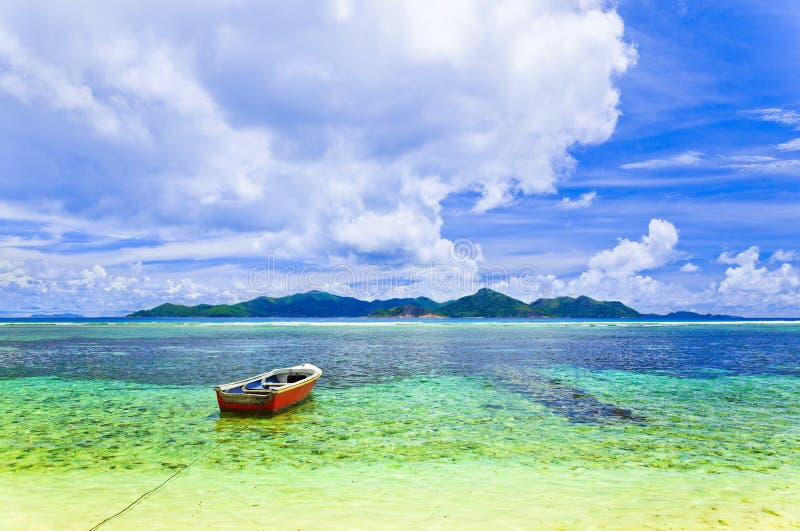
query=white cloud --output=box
[0,258,251,316]
[540,225,800,316]
[583,219,678,278]
[718,246,759,266]
[726,159,800,173]
[618,148,800,175]
[563,219,687,311]
[711,247,800,312]
[0,0,635,274]
[557,238,800,315]
[770,249,797,263]
[63,264,139,295]
[68,265,108,288]
[725,155,777,163]
[777,138,800,151]
[558,191,597,209]
[0,260,36,289]
[749,108,800,129]
[0,27,129,138]
[166,278,207,300]
[620,150,703,170]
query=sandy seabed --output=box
[3,463,799,530]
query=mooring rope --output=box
[89,402,267,530]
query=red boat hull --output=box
[216,377,318,413]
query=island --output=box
[128,288,741,320]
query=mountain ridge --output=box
[128,289,740,320]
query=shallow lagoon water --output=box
[1,319,799,529]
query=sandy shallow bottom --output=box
[3,463,798,530]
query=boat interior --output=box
[221,367,316,395]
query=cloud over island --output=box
[0,1,633,261]
[0,0,639,313]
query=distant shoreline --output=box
[4,317,800,324]
[123,288,746,321]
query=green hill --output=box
[435,290,640,318]
[529,295,640,318]
[439,288,540,318]
[128,291,442,318]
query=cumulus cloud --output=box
[560,236,800,315]
[551,224,800,315]
[67,265,140,293]
[770,249,797,263]
[583,219,678,278]
[506,222,800,316]
[680,262,699,272]
[620,150,703,170]
[564,219,687,310]
[0,259,250,316]
[0,260,35,289]
[0,0,635,274]
[558,191,597,210]
[711,247,800,312]
[68,265,109,289]
[532,224,799,316]
[718,246,759,266]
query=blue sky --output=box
[1,1,799,316]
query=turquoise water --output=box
[1,320,799,529]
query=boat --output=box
[214,363,322,413]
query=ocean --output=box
[1,319,798,529]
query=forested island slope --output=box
[129,288,738,319]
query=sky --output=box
[1,0,799,316]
